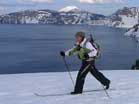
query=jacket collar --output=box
[80,38,87,47]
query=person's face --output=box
[76,36,83,44]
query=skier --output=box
[131,59,139,70]
[60,32,111,95]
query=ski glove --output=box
[60,51,65,57]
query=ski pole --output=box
[101,84,111,99]
[79,63,111,98]
[61,56,74,87]
[90,65,111,99]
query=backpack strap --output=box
[83,39,89,49]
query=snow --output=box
[0,70,139,104]
[125,24,139,42]
[117,15,138,28]
[59,6,80,12]
[135,32,139,42]
[24,18,38,24]
[109,7,139,28]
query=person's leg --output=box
[73,61,90,94]
[89,60,110,89]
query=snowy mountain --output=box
[0,9,64,24]
[0,8,108,25]
[59,6,80,12]
[0,7,138,27]
[109,7,139,28]
[59,9,108,25]
[125,24,139,42]
[0,70,139,104]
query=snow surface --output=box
[0,70,139,104]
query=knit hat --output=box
[75,32,85,38]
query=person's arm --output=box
[65,46,80,56]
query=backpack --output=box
[84,35,101,58]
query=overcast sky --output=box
[0,0,139,15]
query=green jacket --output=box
[65,38,97,61]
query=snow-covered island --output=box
[0,70,139,104]
[125,24,139,42]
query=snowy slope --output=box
[109,7,139,28]
[0,70,139,104]
[125,24,139,42]
[112,15,138,28]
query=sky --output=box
[0,0,139,15]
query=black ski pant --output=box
[74,60,110,93]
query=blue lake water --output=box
[0,24,139,74]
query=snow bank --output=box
[0,70,139,104]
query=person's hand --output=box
[60,51,65,57]
[84,53,89,59]
[76,45,81,51]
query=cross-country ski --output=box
[34,88,116,97]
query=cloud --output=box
[72,0,125,4]
[18,0,124,4]
[0,6,8,14]
[19,0,53,3]
[0,0,35,7]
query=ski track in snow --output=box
[0,70,139,104]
